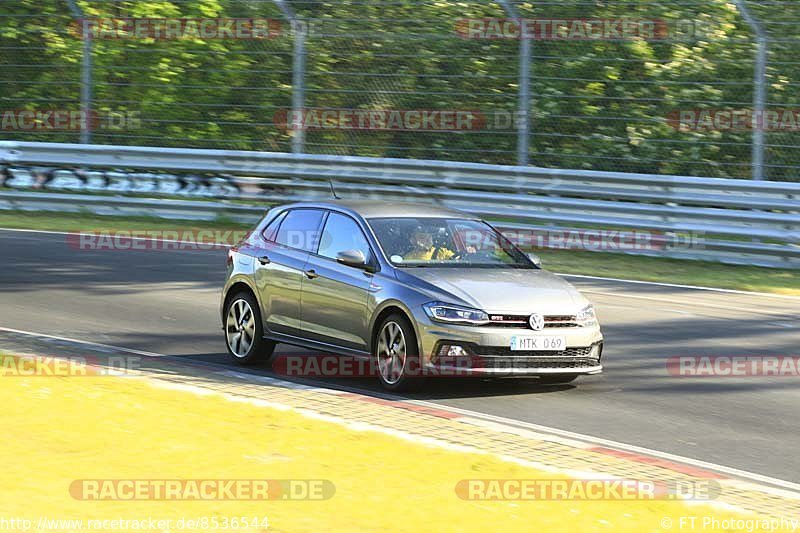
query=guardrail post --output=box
[732,0,768,181]
[65,0,93,144]
[495,0,530,166]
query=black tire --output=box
[223,291,276,366]
[374,313,425,392]
[536,374,579,385]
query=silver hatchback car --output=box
[221,201,603,391]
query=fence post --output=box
[732,0,768,181]
[495,0,530,166]
[272,0,306,154]
[65,0,92,144]
[291,23,307,154]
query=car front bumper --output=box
[412,311,604,377]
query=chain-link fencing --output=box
[1,0,798,180]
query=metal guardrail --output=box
[1,141,799,268]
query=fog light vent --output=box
[437,344,469,357]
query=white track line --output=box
[406,399,800,495]
[0,326,167,358]
[0,228,82,236]
[1,227,797,299]
[2,324,799,496]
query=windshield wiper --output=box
[395,263,433,268]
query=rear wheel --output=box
[224,291,275,365]
[375,314,424,392]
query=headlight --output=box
[423,302,490,326]
[576,304,597,327]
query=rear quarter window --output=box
[261,211,287,242]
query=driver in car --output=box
[404,230,456,261]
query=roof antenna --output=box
[328,179,341,200]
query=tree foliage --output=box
[1,0,798,180]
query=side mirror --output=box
[336,249,368,269]
[527,252,542,267]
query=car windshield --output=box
[367,217,534,268]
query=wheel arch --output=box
[221,277,259,323]
[369,301,422,356]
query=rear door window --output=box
[275,209,325,252]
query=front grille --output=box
[475,357,600,370]
[544,315,581,328]
[487,315,528,328]
[487,314,580,329]
[431,342,602,372]
[473,346,594,358]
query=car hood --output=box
[399,267,588,315]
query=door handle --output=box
[258,255,271,265]
[304,269,319,279]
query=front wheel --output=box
[375,314,424,392]
[224,291,275,365]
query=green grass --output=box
[1,210,798,295]
[0,210,254,234]
[536,249,800,296]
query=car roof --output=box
[280,200,477,220]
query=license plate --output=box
[510,336,566,351]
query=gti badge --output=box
[529,313,545,331]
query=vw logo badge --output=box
[529,313,545,331]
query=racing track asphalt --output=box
[1,229,798,481]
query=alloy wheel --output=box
[226,298,256,358]
[377,321,407,384]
